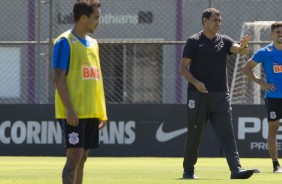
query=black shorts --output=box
[58,118,99,149]
[265,98,282,121]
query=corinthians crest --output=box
[188,99,195,109]
[270,111,277,120]
[68,132,79,145]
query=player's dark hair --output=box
[73,0,101,22]
[271,22,282,32]
[201,8,220,26]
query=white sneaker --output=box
[273,166,282,173]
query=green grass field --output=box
[0,157,281,184]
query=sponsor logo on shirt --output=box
[273,64,282,73]
[82,66,100,79]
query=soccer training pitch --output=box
[0,157,280,184]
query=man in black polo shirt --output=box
[179,8,254,179]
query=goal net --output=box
[230,21,274,104]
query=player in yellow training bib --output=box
[52,1,107,183]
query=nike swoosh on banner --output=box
[156,123,188,142]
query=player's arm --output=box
[242,59,261,84]
[53,69,78,126]
[242,59,276,91]
[179,57,208,93]
[99,121,107,129]
[52,38,78,126]
[230,35,250,55]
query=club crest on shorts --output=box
[188,99,195,109]
[270,111,277,120]
[68,132,79,145]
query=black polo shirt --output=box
[182,31,235,92]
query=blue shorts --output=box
[265,98,282,121]
[58,118,99,149]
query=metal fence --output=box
[0,0,280,104]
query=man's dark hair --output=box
[73,0,101,22]
[201,8,220,26]
[271,22,282,32]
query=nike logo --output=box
[156,123,187,142]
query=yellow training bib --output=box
[54,31,107,121]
